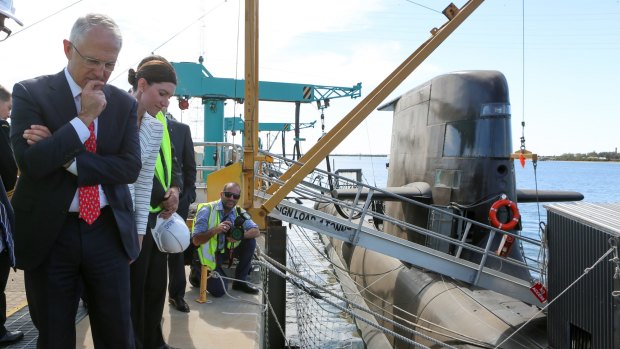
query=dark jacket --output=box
[0,119,17,192]
[0,179,16,267]
[167,119,196,220]
[10,71,141,270]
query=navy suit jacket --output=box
[0,119,17,192]
[167,119,196,220]
[10,70,141,270]
[0,179,15,266]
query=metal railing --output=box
[255,150,546,306]
[193,141,244,187]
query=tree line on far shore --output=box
[541,151,620,161]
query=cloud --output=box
[3,0,618,156]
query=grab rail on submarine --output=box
[333,187,584,203]
[254,151,548,306]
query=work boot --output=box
[232,281,260,295]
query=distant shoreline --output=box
[282,153,388,157]
[285,154,619,161]
[539,159,620,163]
[326,154,388,157]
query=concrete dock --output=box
[4,267,264,349]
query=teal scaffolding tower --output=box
[171,60,361,166]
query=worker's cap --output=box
[0,0,23,26]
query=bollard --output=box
[196,265,209,303]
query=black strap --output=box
[159,148,169,185]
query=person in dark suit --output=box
[0,84,12,132]
[0,84,17,194]
[0,179,22,345]
[166,116,196,313]
[0,89,22,345]
[0,4,25,345]
[10,14,140,348]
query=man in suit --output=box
[10,14,140,348]
[166,116,196,313]
[0,3,25,345]
[0,84,18,194]
[0,84,12,134]
[0,179,21,345]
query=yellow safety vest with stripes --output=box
[149,111,172,213]
[193,201,243,269]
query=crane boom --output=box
[171,61,361,103]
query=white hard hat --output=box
[152,213,190,253]
[0,0,23,26]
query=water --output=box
[324,156,620,229]
[324,157,619,253]
[514,160,620,275]
[319,156,620,280]
[286,156,620,346]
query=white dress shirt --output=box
[64,68,109,212]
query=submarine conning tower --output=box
[379,70,527,277]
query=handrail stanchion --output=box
[455,222,472,259]
[348,186,364,223]
[473,230,496,285]
[351,189,374,245]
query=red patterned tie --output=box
[79,122,100,224]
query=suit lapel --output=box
[96,86,114,153]
[48,71,78,131]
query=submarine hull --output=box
[319,71,547,347]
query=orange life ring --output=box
[489,199,520,230]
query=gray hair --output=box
[69,13,122,48]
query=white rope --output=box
[494,245,616,348]
[295,225,498,347]
[263,295,295,349]
[208,270,268,312]
[609,239,620,297]
[258,252,459,349]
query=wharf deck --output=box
[4,267,264,349]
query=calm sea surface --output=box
[287,157,619,345]
[324,156,619,224]
[320,156,620,274]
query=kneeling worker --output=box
[192,182,260,296]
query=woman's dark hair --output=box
[127,55,176,90]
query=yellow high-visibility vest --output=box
[194,202,219,270]
[193,201,244,269]
[149,111,172,213]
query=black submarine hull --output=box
[321,71,551,347]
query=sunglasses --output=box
[223,191,241,200]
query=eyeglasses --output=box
[69,42,117,72]
[223,192,241,200]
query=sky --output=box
[1,0,619,156]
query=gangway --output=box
[254,151,545,306]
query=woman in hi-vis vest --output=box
[128,55,183,349]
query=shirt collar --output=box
[216,200,236,219]
[64,67,81,99]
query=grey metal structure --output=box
[546,202,620,349]
[257,152,544,305]
[257,152,549,347]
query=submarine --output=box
[317,70,583,348]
